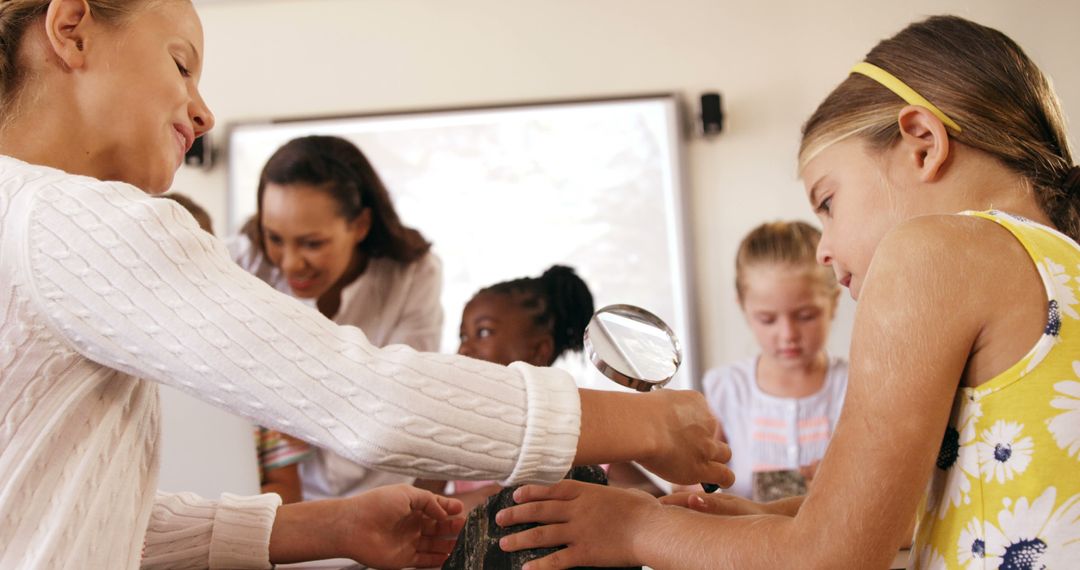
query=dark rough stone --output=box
[442,465,642,570]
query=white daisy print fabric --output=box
[964,488,1080,569]
[1047,363,1080,460]
[975,421,1034,484]
[911,211,1080,569]
[931,397,981,519]
[956,518,991,570]
[1036,258,1079,320]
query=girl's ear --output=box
[44,0,93,71]
[895,105,952,183]
[527,336,555,367]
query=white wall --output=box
[175,0,1080,372]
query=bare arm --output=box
[575,388,733,487]
[660,491,804,517]
[500,218,1007,568]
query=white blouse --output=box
[702,355,848,499]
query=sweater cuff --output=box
[499,362,582,486]
[208,493,282,569]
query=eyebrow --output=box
[263,228,326,241]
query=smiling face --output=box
[260,183,369,299]
[80,0,214,193]
[741,265,836,370]
[457,292,552,367]
[801,138,919,300]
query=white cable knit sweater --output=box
[0,156,581,569]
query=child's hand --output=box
[496,480,658,570]
[338,484,466,568]
[270,484,466,568]
[659,491,765,516]
[639,389,734,488]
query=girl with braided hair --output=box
[457,265,595,369]
[428,266,648,570]
[416,265,597,508]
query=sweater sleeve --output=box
[141,492,280,570]
[25,179,581,485]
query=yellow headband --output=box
[850,61,963,133]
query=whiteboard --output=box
[227,96,700,390]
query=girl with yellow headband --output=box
[498,15,1080,569]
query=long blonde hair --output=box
[735,220,838,304]
[800,15,1079,240]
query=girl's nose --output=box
[779,317,800,341]
[816,240,833,267]
[190,89,215,138]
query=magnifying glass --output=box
[583,304,721,493]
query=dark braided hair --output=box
[479,265,594,364]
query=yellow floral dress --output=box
[911,210,1080,569]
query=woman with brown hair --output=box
[231,135,444,503]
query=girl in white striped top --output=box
[703,220,847,499]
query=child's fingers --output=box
[417,535,458,555]
[498,522,571,553]
[702,459,736,490]
[513,480,583,504]
[658,492,697,508]
[437,494,465,517]
[421,515,465,537]
[688,494,710,511]
[496,499,569,527]
[406,487,452,520]
[713,439,733,464]
[448,516,466,535]
[520,545,584,570]
[659,492,715,513]
[663,491,760,516]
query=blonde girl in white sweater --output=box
[0,1,731,568]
